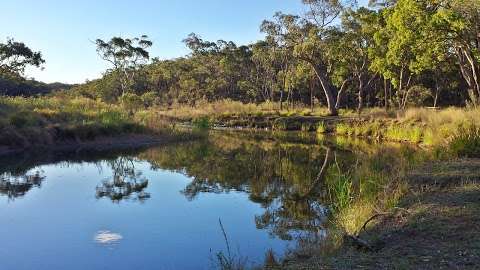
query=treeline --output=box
[3,0,480,115]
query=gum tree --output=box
[293,0,357,115]
[0,38,44,76]
[95,35,152,97]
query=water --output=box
[0,131,414,269]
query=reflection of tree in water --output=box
[252,147,333,241]
[0,170,45,200]
[140,133,338,240]
[96,157,150,203]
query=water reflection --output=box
[96,157,150,203]
[94,230,123,246]
[139,132,339,241]
[0,131,420,251]
[0,170,45,200]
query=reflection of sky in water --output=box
[0,159,293,270]
[0,135,341,269]
[94,231,123,245]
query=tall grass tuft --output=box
[449,127,480,158]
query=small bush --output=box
[120,93,143,113]
[192,116,211,130]
[9,111,44,128]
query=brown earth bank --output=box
[279,159,480,270]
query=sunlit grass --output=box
[0,95,196,148]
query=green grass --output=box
[316,122,327,134]
[449,127,480,158]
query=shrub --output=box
[141,91,158,107]
[9,111,44,128]
[192,116,211,130]
[120,93,143,113]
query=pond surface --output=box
[0,131,417,269]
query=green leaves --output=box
[0,38,45,75]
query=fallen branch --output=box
[358,207,411,234]
[359,213,387,234]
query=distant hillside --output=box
[0,74,74,96]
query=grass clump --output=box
[449,127,480,158]
[317,122,327,134]
[336,123,351,136]
[385,125,423,143]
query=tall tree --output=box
[339,8,378,112]
[95,35,152,97]
[433,0,480,103]
[293,0,357,115]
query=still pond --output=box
[0,131,417,269]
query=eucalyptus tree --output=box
[339,8,378,112]
[95,35,152,97]
[260,12,301,109]
[0,38,44,76]
[369,0,439,109]
[369,0,479,107]
[251,41,281,103]
[432,0,480,103]
[292,0,357,115]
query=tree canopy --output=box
[4,0,477,111]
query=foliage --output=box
[0,38,44,75]
[192,116,211,130]
[95,36,152,96]
[119,93,143,113]
[4,1,480,113]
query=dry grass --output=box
[155,99,331,121]
[400,107,480,127]
[0,95,194,149]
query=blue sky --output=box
[1,0,366,83]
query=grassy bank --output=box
[155,101,480,148]
[0,95,197,153]
[282,158,480,270]
[273,133,480,269]
[333,107,480,147]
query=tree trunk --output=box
[433,77,440,108]
[336,78,349,110]
[310,79,314,111]
[384,77,389,110]
[457,47,480,103]
[311,64,338,116]
[398,66,404,109]
[279,89,284,110]
[357,75,364,113]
